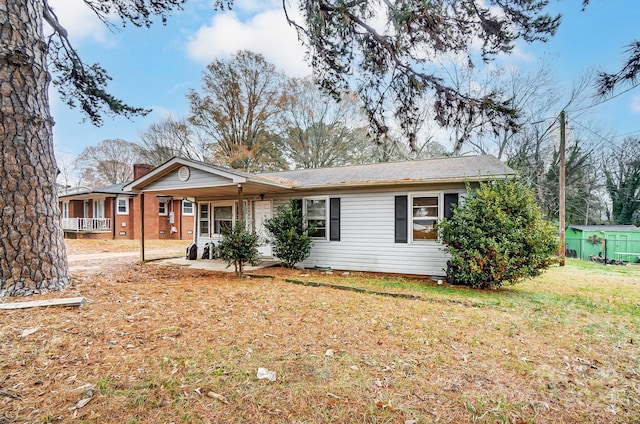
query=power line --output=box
[569,83,640,115]
[611,129,640,139]
[570,119,624,149]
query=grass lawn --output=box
[1,250,639,423]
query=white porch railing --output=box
[61,217,111,232]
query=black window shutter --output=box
[292,198,304,225]
[329,198,340,241]
[395,195,408,243]
[444,193,459,219]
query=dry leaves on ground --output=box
[1,241,639,423]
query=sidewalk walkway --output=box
[154,256,280,272]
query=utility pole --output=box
[559,111,566,266]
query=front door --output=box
[254,200,273,257]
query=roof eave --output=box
[123,157,252,192]
[246,177,294,190]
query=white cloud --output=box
[149,106,180,120]
[47,0,109,44]
[631,95,640,113]
[233,0,282,15]
[186,9,310,77]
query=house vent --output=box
[178,166,190,182]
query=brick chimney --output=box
[133,164,154,180]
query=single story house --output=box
[566,225,640,263]
[123,155,516,276]
[58,164,195,240]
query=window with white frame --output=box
[304,197,327,239]
[117,197,129,215]
[182,200,194,215]
[199,203,238,236]
[199,204,210,236]
[61,202,69,218]
[411,193,440,241]
[158,199,168,216]
[213,205,233,234]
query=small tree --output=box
[264,200,313,268]
[217,222,260,277]
[439,179,558,289]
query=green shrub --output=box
[264,199,313,268]
[217,222,260,277]
[438,179,559,289]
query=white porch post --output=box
[237,184,244,223]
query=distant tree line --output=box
[67,51,640,227]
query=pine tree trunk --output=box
[0,1,69,297]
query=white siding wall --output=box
[271,188,456,276]
[193,201,252,254]
[144,167,234,191]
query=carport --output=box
[123,157,293,261]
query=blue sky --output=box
[49,0,640,163]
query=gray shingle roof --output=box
[59,183,133,198]
[258,155,515,188]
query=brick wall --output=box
[59,164,196,241]
[112,196,134,240]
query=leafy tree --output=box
[580,0,638,97]
[537,142,602,225]
[595,37,640,96]
[2,1,69,296]
[217,222,260,277]
[280,77,372,168]
[138,116,205,166]
[502,73,601,223]
[447,61,561,159]
[0,0,179,297]
[264,200,313,268]
[597,41,640,95]
[602,137,640,225]
[46,2,154,125]
[285,0,560,149]
[439,179,558,289]
[633,209,640,228]
[188,51,288,171]
[0,0,566,297]
[74,139,142,186]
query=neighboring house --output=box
[566,225,640,263]
[58,164,195,240]
[124,155,515,276]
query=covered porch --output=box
[61,217,112,232]
[123,158,294,261]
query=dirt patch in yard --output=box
[1,241,639,423]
